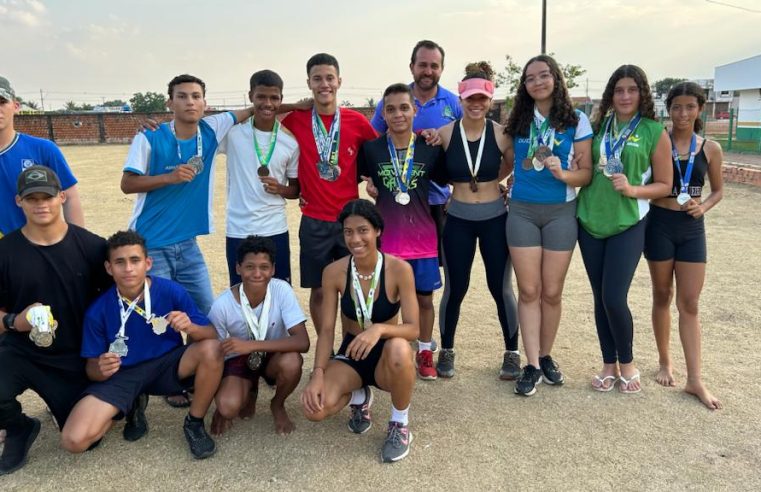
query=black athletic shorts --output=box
[83,345,192,417]
[644,205,707,263]
[298,215,349,288]
[334,334,388,388]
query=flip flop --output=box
[618,372,642,394]
[592,375,618,392]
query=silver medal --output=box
[603,157,624,177]
[246,351,265,371]
[317,161,333,181]
[109,337,129,358]
[532,145,552,172]
[150,316,168,335]
[27,305,56,348]
[676,192,691,206]
[187,155,204,174]
[532,157,545,171]
[395,191,411,206]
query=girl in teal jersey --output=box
[576,65,672,393]
[645,82,724,409]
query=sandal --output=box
[592,375,618,392]
[164,390,192,408]
[618,372,642,394]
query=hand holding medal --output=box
[26,305,57,348]
[97,352,122,379]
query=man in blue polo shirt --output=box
[0,75,84,236]
[121,74,256,315]
[369,40,461,354]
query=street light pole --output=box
[541,0,547,54]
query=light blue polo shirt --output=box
[123,112,236,249]
[371,84,462,205]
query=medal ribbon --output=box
[350,252,383,330]
[311,108,341,167]
[239,283,272,341]
[458,121,486,182]
[116,280,151,340]
[386,132,416,193]
[252,119,280,168]
[603,112,641,161]
[528,106,555,157]
[670,132,697,196]
[169,121,203,163]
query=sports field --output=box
[3,144,760,491]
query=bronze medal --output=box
[522,158,533,171]
[470,177,478,192]
[257,166,269,177]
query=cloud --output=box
[0,0,48,27]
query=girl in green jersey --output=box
[576,65,672,393]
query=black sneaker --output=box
[183,416,216,459]
[436,349,455,378]
[123,393,149,442]
[499,351,521,380]
[0,416,40,475]
[514,365,543,396]
[539,355,565,385]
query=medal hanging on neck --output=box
[110,281,146,358]
[386,133,416,206]
[525,107,555,172]
[670,132,697,206]
[253,118,280,177]
[170,120,204,174]
[350,252,383,330]
[459,121,486,192]
[312,107,341,182]
[239,283,272,371]
[601,113,641,178]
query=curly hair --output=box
[592,64,656,133]
[666,81,706,133]
[504,55,578,137]
[464,61,495,82]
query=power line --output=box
[705,0,761,13]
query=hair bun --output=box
[464,61,495,81]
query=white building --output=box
[715,55,761,140]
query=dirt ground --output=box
[2,144,760,491]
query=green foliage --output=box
[129,92,167,112]
[365,97,376,109]
[340,99,354,107]
[102,99,127,107]
[497,53,587,96]
[64,101,93,111]
[653,78,688,97]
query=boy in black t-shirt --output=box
[0,166,111,475]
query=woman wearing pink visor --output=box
[428,63,519,379]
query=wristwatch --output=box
[3,312,17,332]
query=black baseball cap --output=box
[17,166,62,198]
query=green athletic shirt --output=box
[577,117,664,239]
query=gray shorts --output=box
[506,200,577,251]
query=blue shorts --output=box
[83,345,192,418]
[406,257,442,294]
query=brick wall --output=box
[722,163,761,187]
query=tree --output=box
[653,78,688,98]
[129,92,167,112]
[102,99,127,107]
[15,96,38,110]
[64,101,93,111]
[365,97,376,109]
[340,99,354,107]
[497,53,587,96]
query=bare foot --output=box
[655,364,676,387]
[685,380,723,410]
[239,393,257,420]
[210,409,234,436]
[271,400,294,435]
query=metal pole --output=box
[727,107,734,151]
[541,0,547,54]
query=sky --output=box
[2,0,761,110]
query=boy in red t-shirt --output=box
[281,53,376,332]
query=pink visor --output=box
[458,78,495,99]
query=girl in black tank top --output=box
[301,199,420,461]
[645,82,724,410]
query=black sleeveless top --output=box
[670,139,708,198]
[340,254,401,323]
[443,119,503,183]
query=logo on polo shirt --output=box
[21,159,36,169]
[442,105,454,120]
[626,134,641,148]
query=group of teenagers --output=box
[0,38,725,473]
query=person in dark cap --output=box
[0,76,84,237]
[0,166,111,475]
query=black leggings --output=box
[578,218,647,364]
[439,213,519,351]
